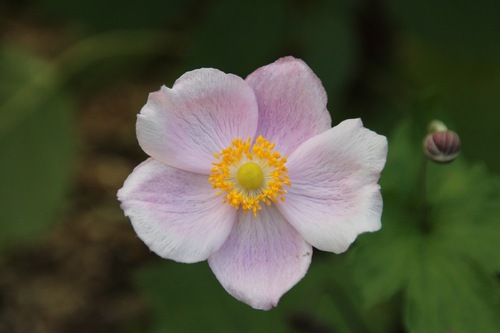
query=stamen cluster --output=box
[209,136,290,216]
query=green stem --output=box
[416,155,431,233]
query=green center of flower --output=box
[237,162,264,190]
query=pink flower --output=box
[118,56,388,310]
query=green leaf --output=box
[351,119,500,332]
[404,247,500,333]
[0,48,74,250]
[351,217,421,309]
[136,252,387,333]
[283,256,372,333]
[428,161,500,273]
[135,261,289,333]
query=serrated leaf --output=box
[350,119,500,333]
[404,248,500,333]
[350,201,422,308]
[0,48,74,250]
[428,161,500,273]
[283,256,372,333]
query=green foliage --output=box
[428,161,500,274]
[0,48,75,250]
[136,254,399,333]
[136,261,289,333]
[405,248,499,333]
[351,120,500,332]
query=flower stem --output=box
[416,155,431,233]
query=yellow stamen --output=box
[208,136,290,217]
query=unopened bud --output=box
[423,126,461,164]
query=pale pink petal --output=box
[245,56,331,156]
[278,119,388,253]
[137,69,258,174]
[208,206,312,310]
[117,158,235,263]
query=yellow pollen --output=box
[208,136,291,217]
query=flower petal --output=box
[278,119,388,253]
[137,69,259,174]
[117,158,235,263]
[245,56,331,156]
[208,206,312,310]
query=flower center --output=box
[237,162,264,190]
[209,136,290,216]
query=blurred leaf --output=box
[428,161,500,273]
[351,219,420,309]
[283,256,370,333]
[136,261,289,333]
[404,247,500,333]
[0,48,74,250]
[137,254,380,333]
[351,119,500,332]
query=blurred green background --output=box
[1,0,499,332]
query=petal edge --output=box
[137,68,259,174]
[279,119,388,253]
[208,206,312,310]
[246,56,331,156]
[118,159,235,263]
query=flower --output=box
[117,56,388,310]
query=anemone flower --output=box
[118,56,388,310]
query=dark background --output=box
[1,0,499,332]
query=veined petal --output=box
[117,159,235,263]
[137,69,258,175]
[208,206,312,310]
[278,119,388,253]
[245,56,331,156]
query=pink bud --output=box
[423,130,461,163]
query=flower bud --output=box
[423,129,461,164]
[427,120,448,133]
